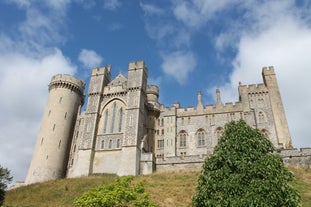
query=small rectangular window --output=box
[101,140,105,149]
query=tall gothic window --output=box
[179,131,187,148]
[110,102,117,133]
[197,129,206,147]
[103,110,108,133]
[118,108,123,132]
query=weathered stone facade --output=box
[26,60,308,185]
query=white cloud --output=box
[161,51,197,84]
[78,49,103,69]
[103,0,121,10]
[0,1,76,184]
[0,45,76,183]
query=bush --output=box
[74,176,155,207]
[192,120,301,207]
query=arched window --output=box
[110,102,117,133]
[118,108,123,132]
[261,129,269,138]
[103,110,108,133]
[179,130,187,148]
[215,127,224,143]
[197,129,206,147]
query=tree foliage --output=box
[74,176,155,207]
[192,120,300,207]
[0,165,13,206]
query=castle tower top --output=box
[91,65,111,76]
[49,74,85,98]
[128,60,147,72]
[262,66,275,76]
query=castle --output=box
[25,60,294,185]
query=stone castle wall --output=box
[149,149,311,174]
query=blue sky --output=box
[1,0,311,184]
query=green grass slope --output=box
[4,168,311,207]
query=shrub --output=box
[74,176,155,207]
[192,120,301,207]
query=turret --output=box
[216,89,223,107]
[262,66,292,148]
[25,74,85,184]
[196,91,204,110]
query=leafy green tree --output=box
[74,176,156,207]
[0,165,13,206]
[192,120,300,207]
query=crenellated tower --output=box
[262,66,292,148]
[25,74,85,184]
[73,66,111,177]
[117,60,148,176]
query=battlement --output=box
[49,74,85,96]
[281,148,311,168]
[91,65,111,76]
[238,83,268,94]
[262,66,275,76]
[175,101,242,116]
[146,85,159,97]
[128,60,147,71]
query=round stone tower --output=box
[25,74,85,185]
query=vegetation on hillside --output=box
[3,168,311,207]
[0,165,12,206]
[193,120,301,207]
[74,176,155,207]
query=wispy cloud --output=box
[78,49,103,69]
[161,51,197,85]
[103,0,121,10]
[140,2,164,16]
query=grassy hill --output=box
[4,167,311,207]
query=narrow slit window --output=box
[103,110,108,133]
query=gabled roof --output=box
[108,73,127,86]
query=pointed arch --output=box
[178,130,188,148]
[196,128,206,147]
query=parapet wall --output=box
[49,74,85,96]
[155,149,311,173]
[281,148,311,168]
